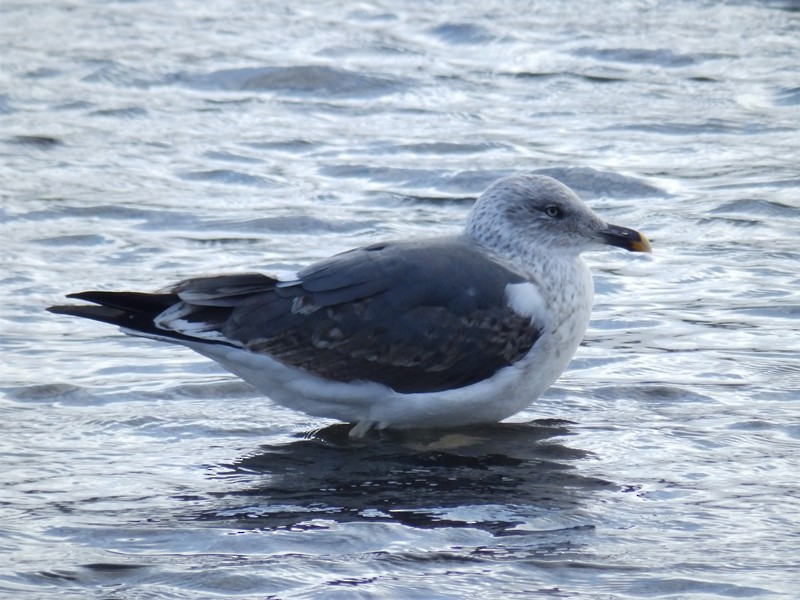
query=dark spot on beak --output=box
[600,224,652,253]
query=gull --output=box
[49,173,651,436]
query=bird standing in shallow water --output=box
[49,173,651,437]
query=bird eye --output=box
[544,205,563,218]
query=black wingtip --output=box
[47,295,233,347]
[47,303,130,327]
[57,290,176,313]
[65,291,94,301]
[47,289,175,328]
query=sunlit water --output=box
[2,1,799,598]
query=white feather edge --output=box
[153,303,238,345]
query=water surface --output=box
[2,1,799,598]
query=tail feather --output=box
[48,291,229,346]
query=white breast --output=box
[505,282,548,321]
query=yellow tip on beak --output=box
[600,225,653,254]
[629,232,652,253]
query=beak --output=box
[598,223,652,253]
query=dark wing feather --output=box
[49,238,543,394]
[47,274,276,345]
[221,237,542,392]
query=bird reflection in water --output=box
[194,420,613,536]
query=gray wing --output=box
[208,237,542,393]
[55,237,543,394]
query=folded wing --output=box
[49,237,543,394]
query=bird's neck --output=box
[465,229,582,280]
[466,230,594,318]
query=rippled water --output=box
[2,1,799,598]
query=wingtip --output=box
[47,293,105,316]
[46,303,122,319]
[47,304,68,313]
[64,290,108,304]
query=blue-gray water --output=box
[2,1,799,598]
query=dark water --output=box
[2,1,799,598]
